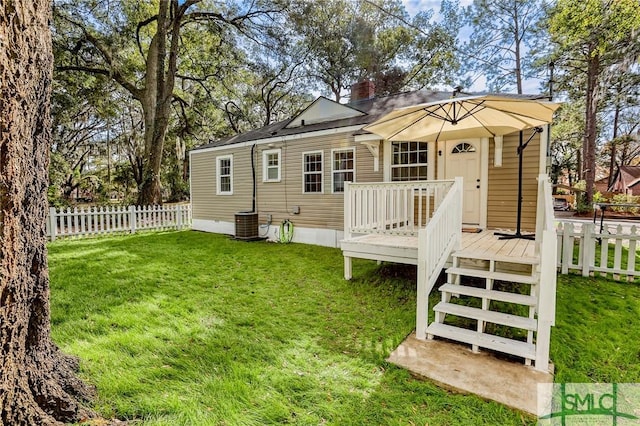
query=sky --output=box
[402,0,470,19]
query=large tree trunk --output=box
[583,52,600,207]
[608,84,621,188]
[138,32,163,206]
[137,0,180,206]
[138,99,165,206]
[0,2,95,424]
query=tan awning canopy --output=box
[364,95,561,142]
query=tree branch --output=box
[56,15,144,100]
[136,15,158,61]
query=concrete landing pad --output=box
[387,333,553,416]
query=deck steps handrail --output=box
[343,180,455,239]
[533,174,557,370]
[415,177,463,340]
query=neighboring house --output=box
[594,176,610,195]
[189,83,549,248]
[608,165,640,196]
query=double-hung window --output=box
[263,149,281,182]
[303,151,323,193]
[216,155,233,195]
[332,148,355,193]
[391,141,428,181]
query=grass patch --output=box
[48,231,640,424]
[551,273,640,383]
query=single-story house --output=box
[190,83,561,376]
[189,83,550,247]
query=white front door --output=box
[444,139,481,225]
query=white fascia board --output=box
[354,133,382,142]
[191,125,365,155]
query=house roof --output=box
[609,165,640,192]
[192,90,548,151]
[620,165,640,182]
[284,96,365,128]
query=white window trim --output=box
[302,150,324,194]
[331,147,356,194]
[390,141,429,182]
[262,148,281,182]
[216,154,233,195]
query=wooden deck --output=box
[342,175,556,374]
[456,230,537,263]
[340,230,537,266]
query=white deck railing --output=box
[47,204,192,241]
[415,177,463,340]
[533,174,557,371]
[343,180,454,239]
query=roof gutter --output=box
[191,125,365,155]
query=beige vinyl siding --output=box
[192,129,542,232]
[190,146,253,221]
[190,131,383,231]
[487,131,541,231]
[257,133,382,231]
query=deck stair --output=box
[426,250,541,365]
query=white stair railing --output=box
[533,174,557,372]
[343,180,454,240]
[416,177,463,340]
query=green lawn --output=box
[48,231,640,425]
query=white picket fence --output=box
[47,204,192,241]
[557,221,640,281]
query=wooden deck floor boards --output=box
[342,230,537,264]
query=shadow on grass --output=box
[49,231,534,425]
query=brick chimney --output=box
[350,80,375,102]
